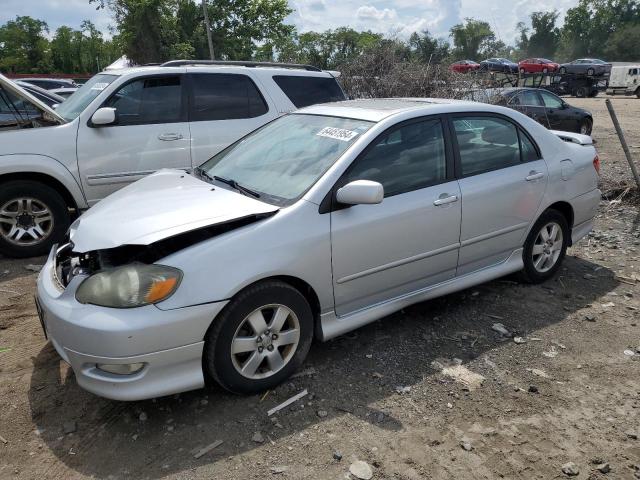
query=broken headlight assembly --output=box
[75,263,182,308]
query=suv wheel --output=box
[0,181,70,258]
[519,209,569,284]
[203,281,314,394]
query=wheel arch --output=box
[0,172,79,213]
[207,275,323,341]
[545,201,575,243]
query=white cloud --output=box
[2,0,581,45]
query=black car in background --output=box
[466,87,593,135]
[558,59,612,77]
[14,81,65,107]
[494,87,593,135]
[479,58,519,73]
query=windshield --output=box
[200,114,373,205]
[55,73,117,121]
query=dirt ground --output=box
[1,97,639,480]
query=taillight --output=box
[593,154,600,174]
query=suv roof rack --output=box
[160,60,322,72]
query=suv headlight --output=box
[76,263,182,308]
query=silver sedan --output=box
[36,99,601,400]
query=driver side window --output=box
[539,91,563,109]
[345,118,447,197]
[104,76,183,126]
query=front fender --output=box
[0,153,88,209]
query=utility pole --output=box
[202,0,215,60]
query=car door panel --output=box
[330,117,461,316]
[332,182,461,315]
[450,114,548,276]
[77,74,191,205]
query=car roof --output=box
[101,64,335,78]
[297,98,477,122]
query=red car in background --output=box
[450,60,481,73]
[518,58,560,74]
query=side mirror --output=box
[91,107,116,126]
[336,180,384,206]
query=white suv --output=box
[0,61,346,257]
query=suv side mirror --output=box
[91,107,116,126]
[336,180,384,205]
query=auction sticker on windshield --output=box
[90,82,109,91]
[317,126,359,142]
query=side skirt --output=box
[318,248,524,341]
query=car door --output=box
[330,117,462,316]
[539,90,567,130]
[509,90,548,128]
[450,114,547,275]
[187,72,279,166]
[77,74,191,205]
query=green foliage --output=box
[0,16,51,72]
[604,23,640,59]
[558,0,640,60]
[519,11,561,58]
[450,19,495,60]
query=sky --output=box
[0,0,580,44]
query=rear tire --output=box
[587,68,595,76]
[575,86,588,98]
[519,209,569,284]
[203,281,314,395]
[0,181,70,258]
[636,88,640,99]
[559,67,567,75]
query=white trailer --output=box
[606,65,640,97]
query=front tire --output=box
[559,67,567,75]
[579,118,593,135]
[520,209,569,284]
[203,281,314,394]
[575,86,588,98]
[0,181,70,258]
[587,68,595,76]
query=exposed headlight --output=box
[76,263,182,308]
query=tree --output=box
[408,30,450,64]
[0,16,50,72]
[605,23,640,59]
[449,19,495,60]
[523,11,561,58]
[558,0,640,60]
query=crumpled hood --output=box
[70,169,279,253]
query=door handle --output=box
[433,194,459,206]
[158,133,183,141]
[525,171,545,181]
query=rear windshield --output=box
[273,75,346,109]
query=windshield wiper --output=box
[193,166,215,183]
[213,175,261,198]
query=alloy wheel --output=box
[230,304,300,380]
[0,197,54,246]
[532,222,563,273]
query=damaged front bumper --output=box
[36,246,228,401]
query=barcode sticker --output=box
[316,127,359,142]
[90,82,109,91]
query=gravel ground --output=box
[0,97,639,480]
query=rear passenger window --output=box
[105,76,183,125]
[346,119,447,197]
[453,117,520,176]
[189,73,268,121]
[273,75,346,108]
[520,131,541,162]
